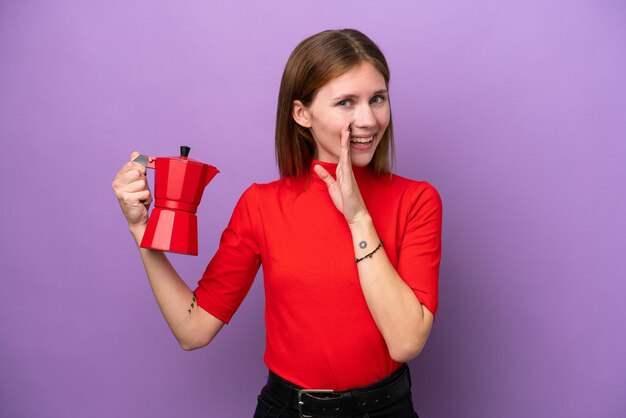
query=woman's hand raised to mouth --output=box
[313,123,370,227]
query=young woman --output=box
[112,29,442,418]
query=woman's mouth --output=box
[349,136,375,151]
[350,136,374,144]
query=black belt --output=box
[261,364,411,417]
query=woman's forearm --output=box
[130,226,224,350]
[349,214,434,363]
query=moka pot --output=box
[135,146,219,256]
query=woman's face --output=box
[293,62,390,166]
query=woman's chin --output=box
[350,153,374,167]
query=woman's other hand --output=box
[314,123,369,226]
[112,151,153,241]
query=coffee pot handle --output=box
[133,154,156,169]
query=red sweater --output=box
[194,160,442,390]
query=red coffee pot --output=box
[135,146,219,255]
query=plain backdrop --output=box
[1,1,625,417]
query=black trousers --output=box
[253,365,420,418]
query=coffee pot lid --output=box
[134,146,215,169]
[164,146,209,167]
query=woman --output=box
[112,29,442,418]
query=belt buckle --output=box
[297,389,334,418]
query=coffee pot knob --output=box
[180,146,191,157]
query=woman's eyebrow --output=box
[331,89,388,101]
[331,94,358,101]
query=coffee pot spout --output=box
[204,165,220,186]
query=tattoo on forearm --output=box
[359,240,367,249]
[188,293,197,314]
[355,239,384,263]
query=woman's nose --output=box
[353,104,377,129]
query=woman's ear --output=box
[292,100,312,128]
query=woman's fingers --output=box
[336,123,350,181]
[339,123,357,192]
[114,159,145,185]
[112,151,153,227]
[122,166,146,183]
[115,179,149,202]
[125,178,149,193]
[314,164,336,187]
[314,163,343,213]
[130,150,140,161]
[133,189,152,206]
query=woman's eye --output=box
[370,95,386,104]
[337,99,351,107]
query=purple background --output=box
[1,1,625,417]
